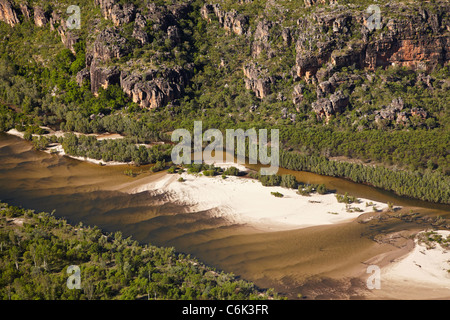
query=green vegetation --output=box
[270,192,284,198]
[259,174,282,187]
[150,160,167,173]
[60,133,172,166]
[0,0,448,205]
[316,184,327,195]
[297,183,328,196]
[280,174,297,189]
[0,202,283,300]
[417,231,450,250]
[335,192,359,204]
[281,151,449,204]
[223,166,240,176]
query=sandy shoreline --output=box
[6,128,129,166]
[365,230,450,299]
[130,170,389,231]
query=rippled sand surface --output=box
[1,134,449,299]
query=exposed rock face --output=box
[329,91,349,111]
[91,27,130,62]
[132,13,148,45]
[201,4,249,35]
[89,61,121,95]
[312,98,333,120]
[76,68,90,86]
[83,0,193,109]
[120,67,191,109]
[33,6,48,27]
[243,63,272,99]
[110,3,136,27]
[19,3,30,20]
[304,0,337,7]
[252,19,274,58]
[167,25,182,43]
[282,28,292,46]
[0,2,79,53]
[0,0,19,26]
[374,97,428,124]
[312,90,349,122]
[292,83,304,105]
[295,2,450,80]
[94,0,116,20]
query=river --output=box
[1,133,449,299]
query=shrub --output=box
[167,166,178,174]
[224,166,240,176]
[316,184,327,195]
[260,174,281,186]
[280,174,298,189]
[271,192,284,198]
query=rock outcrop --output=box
[304,0,337,7]
[120,67,190,109]
[0,2,80,53]
[33,6,48,27]
[312,90,349,122]
[201,4,249,35]
[374,97,428,124]
[79,0,194,109]
[89,61,121,95]
[132,13,148,45]
[90,27,131,62]
[252,19,275,58]
[243,63,273,99]
[19,3,30,20]
[295,2,450,80]
[76,68,91,86]
[0,0,19,26]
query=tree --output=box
[280,174,297,189]
[317,184,327,195]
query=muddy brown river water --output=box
[1,133,449,299]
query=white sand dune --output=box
[132,171,388,231]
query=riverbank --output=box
[6,128,130,166]
[363,230,450,300]
[130,170,389,231]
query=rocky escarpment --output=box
[200,1,449,122]
[0,0,19,26]
[121,67,192,109]
[295,3,449,79]
[0,1,80,53]
[311,90,349,123]
[83,0,193,109]
[243,63,274,99]
[0,0,194,110]
[201,3,249,36]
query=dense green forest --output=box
[0,0,448,204]
[0,202,282,300]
